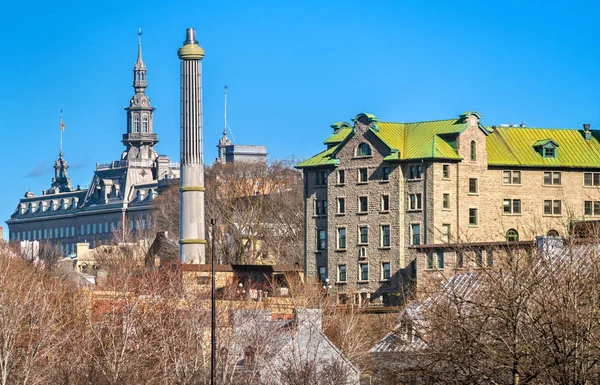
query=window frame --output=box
[442,193,450,210]
[338,265,347,282]
[380,225,391,247]
[336,197,345,214]
[358,196,369,213]
[506,229,519,242]
[337,227,346,250]
[337,170,345,185]
[356,143,372,157]
[359,226,369,245]
[470,141,477,161]
[410,223,421,246]
[382,166,390,181]
[381,262,391,280]
[469,208,478,226]
[408,165,423,180]
[317,229,326,250]
[381,194,390,212]
[544,200,562,215]
[359,263,369,281]
[503,170,521,185]
[468,178,478,194]
[358,168,368,183]
[503,198,521,215]
[441,223,451,243]
[442,164,450,179]
[408,193,422,211]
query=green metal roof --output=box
[487,127,600,168]
[298,114,600,169]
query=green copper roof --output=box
[324,127,353,145]
[299,113,600,169]
[487,127,600,168]
[296,145,341,168]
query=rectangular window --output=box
[503,199,521,214]
[595,202,600,216]
[105,223,109,233]
[544,147,556,158]
[359,226,368,244]
[585,201,593,216]
[544,171,561,185]
[409,165,423,180]
[503,170,521,185]
[476,250,484,267]
[443,193,450,209]
[544,200,561,215]
[441,224,451,243]
[468,178,478,194]
[54,228,58,238]
[337,198,345,214]
[87,224,90,235]
[437,251,445,269]
[44,229,47,239]
[318,266,327,282]
[338,265,346,282]
[382,262,391,280]
[359,168,368,183]
[337,228,346,249]
[426,253,434,269]
[382,167,390,181]
[486,250,494,267]
[442,164,450,179]
[315,200,328,216]
[410,224,421,245]
[317,229,326,250]
[381,195,389,211]
[469,208,478,226]
[408,194,422,211]
[93,223,97,234]
[71,226,75,236]
[584,172,600,187]
[337,170,345,184]
[381,225,390,247]
[316,171,327,186]
[456,252,464,268]
[359,196,368,212]
[65,227,69,237]
[359,263,369,281]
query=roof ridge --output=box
[380,118,459,125]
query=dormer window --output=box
[533,139,559,159]
[356,143,372,157]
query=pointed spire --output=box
[136,28,144,66]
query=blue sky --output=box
[1,0,600,232]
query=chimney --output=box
[584,123,591,140]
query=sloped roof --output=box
[298,113,600,169]
[487,127,600,168]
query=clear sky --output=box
[1,0,600,232]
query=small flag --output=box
[61,121,65,131]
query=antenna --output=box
[223,85,227,137]
[59,110,64,157]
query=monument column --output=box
[177,28,206,264]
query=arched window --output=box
[133,117,139,133]
[547,229,559,237]
[506,229,519,241]
[359,246,367,258]
[142,117,148,133]
[356,143,372,156]
[470,141,477,161]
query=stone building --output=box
[297,112,600,304]
[6,32,179,254]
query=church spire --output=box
[133,28,147,93]
[123,28,158,161]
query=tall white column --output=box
[177,28,206,264]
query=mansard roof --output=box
[298,112,600,169]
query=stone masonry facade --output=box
[300,112,600,305]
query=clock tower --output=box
[122,28,158,161]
